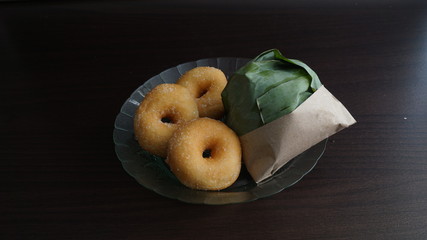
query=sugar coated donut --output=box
[177,67,227,119]
[134,84,199,158]
[166,118,242,190]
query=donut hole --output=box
[198,89,208,98]
[197,82,212,98]
[161,117,173,123]
[202,141,218,159]
[202,149,212,158]
[160,114,176,124]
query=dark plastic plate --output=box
[113,57,327,205]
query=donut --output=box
[166,118,242,190]
[134,84,199,158]
[177,67,227,119]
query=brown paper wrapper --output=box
[240,86,356,183]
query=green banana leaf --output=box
[222,49,322,136]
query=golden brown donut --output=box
[177,67,227,119]
[166,118,242,190]
[134,84,199,158]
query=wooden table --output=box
[2,1,427,239]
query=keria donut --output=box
[177,67,227,119]
[166,118,242,190]
[134,84,199,158]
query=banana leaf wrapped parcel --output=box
[222,49,356,183]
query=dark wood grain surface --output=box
[1,1,427,239]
